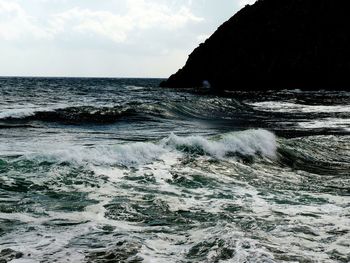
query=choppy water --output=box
[0,77,349,263]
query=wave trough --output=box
[1,78,349,263]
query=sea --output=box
[0,77,349,263]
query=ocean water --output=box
[0,77,349,263]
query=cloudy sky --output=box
[0,0,255,78]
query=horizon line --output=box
[0,75,167,79]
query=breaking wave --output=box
[163,129,277,159]
[0,108,41,119]
[0,106,137,124]
[19,129,277,166]
[0,98,243,124]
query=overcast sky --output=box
[0,0,256,78]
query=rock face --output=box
[160,0,350,91]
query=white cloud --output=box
[52,0,203,43]
[196,34,209,43]
[238,0,257,7]
[0,0,52,40]
[0,0,203,43]
[51,8,133,43]
[0,0,243,77]
[126,0,202,29]
[0,0,19,12]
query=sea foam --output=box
[23,129,277,167]
[0,104,67,120]
[0,108,38,119]
[33,142,168,167]
[163,129,277,159]
[250,101,350,113]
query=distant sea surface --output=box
[0,77,349,262]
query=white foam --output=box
[250,101,350,113]
[32,142,168,167]
[298,118,350,131]
[162,129,277,159]
[19,129,277,168]
[0,108,38,119]
[0,104,67,119]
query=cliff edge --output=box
[160,0,350,91]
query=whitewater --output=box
[0,77,349,263]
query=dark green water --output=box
[0,78,349,262]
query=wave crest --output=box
[163,129,277,159]
[18,129,277,167]
[0,98,243,124]
[1,106,136,124]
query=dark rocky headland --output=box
[160,0,350,91]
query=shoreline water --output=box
[1,77,349,262]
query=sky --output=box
[0,0,256,78]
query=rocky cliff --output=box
[160,0,350,91]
